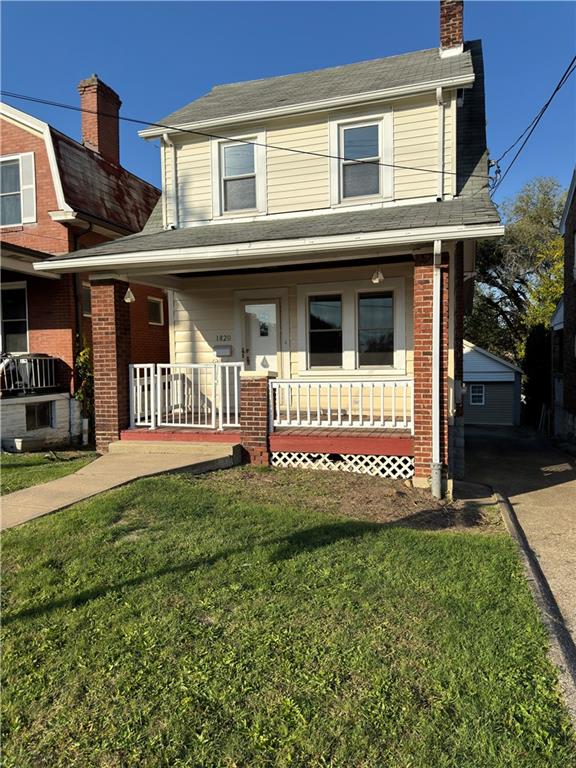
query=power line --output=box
[0,89,492,182]
[491,53,576,194]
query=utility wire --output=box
[0,89,492,182]
[491,53,576,194]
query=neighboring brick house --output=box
[36,0,503,496]
[551,167,576,441]
[0,77,166,449]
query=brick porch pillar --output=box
[413,254,449,485]
[90,278,132,452]
[239,371,275,466]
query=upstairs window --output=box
[341,124,380,199]
[0,153,36,226]
[221,142,256,212]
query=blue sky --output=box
[2,1,575,205]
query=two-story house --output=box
[35,0,503,495]
[0,77,167,450]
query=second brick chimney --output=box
[77,75,122,165]
[440,0,464,54]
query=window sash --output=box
[220,142,257,212]
[340,123,381,199]
[357,291,394,367]
[469,385,485,405]
[308,295,343,368]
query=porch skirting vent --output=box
[270,452,414,479]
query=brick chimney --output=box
[440,0,464,54]
[77,75,122,165]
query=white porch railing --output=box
[270,379,413,432]
[0,354,58,395]
[129,362,243,430]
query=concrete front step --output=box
[108,440,241,458]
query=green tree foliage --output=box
[465,178,565,366]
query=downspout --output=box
[436,87,445,202]
[431,239,443,498]
[162,133,179,229]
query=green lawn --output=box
[0,450,98,495]
[2,468,574,768]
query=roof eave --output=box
[139,73,475,139]
[34,221,504,274]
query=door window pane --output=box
[309,295,342,367]
[358,292,394,366]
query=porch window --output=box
[0,153,36,226]
[221,142,256,212]
[1,284,28,353]
[308,295,342,367]
[357,292,394,366]
[341,124,380,199]
[469,384,485,406]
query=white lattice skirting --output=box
[270,452,414,479]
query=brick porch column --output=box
[413,254,449,485]
[90,278,131,452]
[239,371,275,466]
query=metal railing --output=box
[0,354,58,395]
[270,379,413,432]
[129,362,243,430]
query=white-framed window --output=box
[1,282,28,353]
[469,384,485,405]
[26,401,53,431]
[0,153,36,226]
[211,133,266,217]
[147,296,164,326]
[330,113,393,206]
[298,277,405,374]
[82,283,92,318]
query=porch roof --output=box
[37,196,500,269]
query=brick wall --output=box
[563,193,576,416]
[412,254,449,481]
[129,284,170,364]
[90,279,131,451]
[239,375,271,465]
[440,0,463,49]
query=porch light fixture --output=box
[123,287,136,303]
[371,269,384,285]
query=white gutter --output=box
[431,238,442,498]
[162,133,179,229]
[138,73,475,139]
[436,88,445,202]
[34,222,505,274]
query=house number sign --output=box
[215,334,232,342]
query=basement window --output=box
[26,401,53,431]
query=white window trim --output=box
[0,152,36,227]
[0,281,29,354]
[211,131,267,219]
[82,281,92,318]
[147,296,165,326]
[469,384,485,406]
[329,112,393,207]
[297,277,406,376]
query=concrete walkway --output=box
[1,441,240,530]
[466,426,576,639]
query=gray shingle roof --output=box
[45,196,500,263]
[157,46,475,128]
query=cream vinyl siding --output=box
[171,262,414,379]
[166,94,455,221]
[267,116,330,213]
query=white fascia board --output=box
[559,167,576,235]
[0,102,73,213]
[138,74,475,139]
[35,222,504,274]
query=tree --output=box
[465,177,565,366]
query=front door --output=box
[242,301,279,373]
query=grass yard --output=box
[2,467,574,767]
[0,450,98,495]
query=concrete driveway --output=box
[465,426,576,639]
